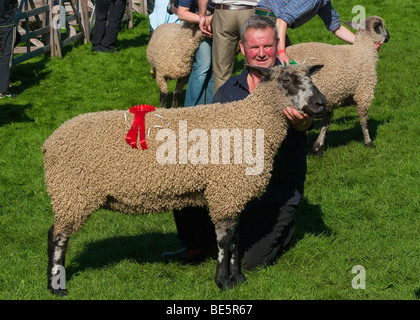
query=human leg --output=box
[101,0,128,51]
[0,27,15,95]
[92,0,112,51]
[211,8,254,93]
[184,38,213,107]
[162,206,216,262]
[238,203,297,270]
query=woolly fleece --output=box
[146,22,204,104]
[43,65,313,237]
[286,16,389,152]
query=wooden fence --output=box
[13,0,147,66]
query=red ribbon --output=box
[125,104,156,150]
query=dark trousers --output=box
[173,203,297,270]
[92,0,127,52]
[0,26,15,94]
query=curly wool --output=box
[286,16,389,153]
[43,66,303,237]
[146,22,204,107]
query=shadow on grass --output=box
[307,117,384,153]
[0,104,34,127]
[11,56,50,94]
[66,232,179,280]
[294,197,331,240]
[415,287,420,299]
[67,198,330,280]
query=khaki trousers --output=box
[211,8,255,93]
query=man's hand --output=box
[278,52,290,65]
[283,106,313,131]
[199,15,212,37]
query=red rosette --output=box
[125,104,156,150]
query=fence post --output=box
[80,0,90,43]
[49,0,62,58]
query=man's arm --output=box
[198,0,212,36]
[276,18,289,65]
[333,25,355,44]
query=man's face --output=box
[240,27,277,69]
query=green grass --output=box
[1,0,419,300]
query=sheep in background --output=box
[44,64,326,297]
[287,16,390,155]
[146,22,204,108]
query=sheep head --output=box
[344,16,390,46]
[249,64,327,119]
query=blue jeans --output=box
[184,37,213,107]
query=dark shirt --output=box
[213,61,308,205]
[0,0,18,27]
[175,0,214,13]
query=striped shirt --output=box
[257,0,341,31]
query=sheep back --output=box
[146,22,204,80]
[287,41,377,110]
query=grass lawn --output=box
[0,0,419,300]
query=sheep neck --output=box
[354,30,380,59]
[243,81,290,149]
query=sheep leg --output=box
[357,107,375,148]
[156,73,168,108]
[229,226,246,285]
[47,225,70,298]
[214,220,245,289]
[312,110,334,156]
[172,77,189,108]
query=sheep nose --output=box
[317,95,327,110]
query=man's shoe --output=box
[161,247,210,264]
[0,92,16,98]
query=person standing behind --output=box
[92,0,128,53]
[255,0,356,65]
[0,0,18,98]
[175,0,214,106]
[198,0,257,94]
[148,0,180,40]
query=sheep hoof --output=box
[50,288,68,298]
[312,149,323,156]
[216,274,246,290]
[231,273,247,285]
[216,276,234,290]
[365,142,375,148]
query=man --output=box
[163,15,313,270]
[255,0,356,65]
[0,0,18,98]
[198,0,257,94]
[92,0,128,53]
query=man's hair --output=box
[240,15,278,44]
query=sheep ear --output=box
[246,65,273,79]
[343,20,358,29]
[308,64,324,76]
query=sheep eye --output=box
[374,23,383,35]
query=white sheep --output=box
[44,64,326,297]
[146,22,204,108]
[286,16,390,155]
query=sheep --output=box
[146,22,204,109]
[44,64,327,297]
[286,16,390,155]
